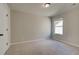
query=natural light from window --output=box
[54,18,63,35]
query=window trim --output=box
[54,18,64,35]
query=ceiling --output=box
[8,3,79,17]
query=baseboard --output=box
[11,39,44,45]
[55,39,79,48]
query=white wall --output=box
[52,6,79,47]
[11,10,51,43]
[0,3,10,54]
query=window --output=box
[54,18,63,35]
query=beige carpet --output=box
[5,39,79,55]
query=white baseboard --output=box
[55,39,79,48]
[11,39,44,45]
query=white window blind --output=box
[54,18,63,35]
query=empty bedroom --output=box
[0,3,79,55]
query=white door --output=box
[0,4,10,54]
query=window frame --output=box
[54,18,64,35]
